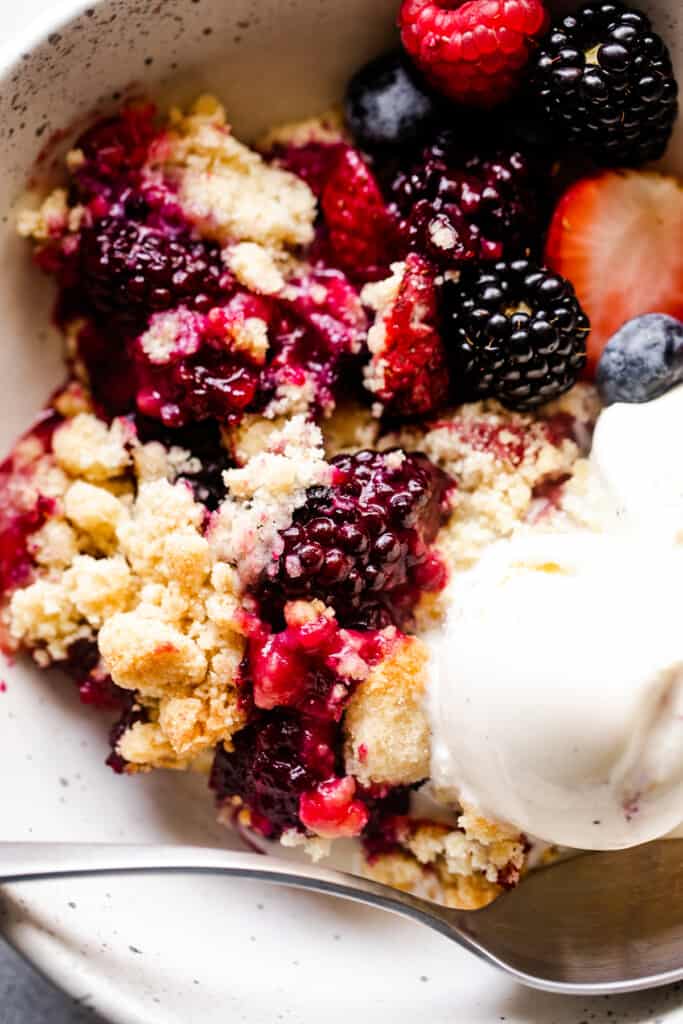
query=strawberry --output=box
[365,254,449,417]
[545,171,683,376]
[321,148,396,282]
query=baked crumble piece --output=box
[2,86,601,910]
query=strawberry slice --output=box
[545,171,683,376]
[321,147,396,282]
[365,253,449,417]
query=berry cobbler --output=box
[3,1,683,909]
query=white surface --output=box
[1,1,683,1023]
[429,534,683,849]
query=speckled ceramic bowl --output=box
[1,2,682,1022]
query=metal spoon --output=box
[2,839,683,995]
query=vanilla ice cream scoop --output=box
[591,384,683,545]
[429,533,683,850]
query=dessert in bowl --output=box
[1,0,683,928]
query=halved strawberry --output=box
[365,253,449,417]
[321,148,397,282]
[545,171,683,376]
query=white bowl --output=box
[0,2,682,1022]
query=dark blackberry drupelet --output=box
[533,1,678,167]
[79,216,230,324]
[258,450,452,630]
[210,711,338,839]
[388,131,540,266]
[106,697,149,774]
[443,259,589,410]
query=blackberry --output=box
[389,131,539,266]
[533,1,678,167]
[106,696,148,774]
[443,259,589,410]
[258,450,452,630]
[79,216,229,324]
[210,711,338,839]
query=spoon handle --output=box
[0,841,465,941]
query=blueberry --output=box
[596,314,683,405]
[345,51,437,149]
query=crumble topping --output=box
[52,414,133,483]
[361,261,406,405]
[210,414,331,587]
[364,807,525,910]
[17,188,85,240]
[7,416,248,766]
[344,634,431,786]
[259,108,346,150]
[226,241,287,296]
[390,395,585,570]
[321,401,381,458]
[159,95,317,251]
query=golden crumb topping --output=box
[344,634,431,786]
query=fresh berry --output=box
[545,171,683,374]
[596,314,683,405]
[533,1,678,167]
[366,254,449,417]
[79,216,230,324]
[321,148,397,282]
[210,711,339,838]
[258,450,452,630]
[389,130,539,265]
[442,258,589,409]
[345,51,438,149]
[399,0,549,108]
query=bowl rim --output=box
[0,0,98,83]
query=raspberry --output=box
[72,104,159,200]
[268,139,348,198]
[210,711,339,838]
[258,450,452,629]
[366,254,449,417]
[299,776,369,838]
[399,0,550,107]
[443,258,589,409]
[321,148,398,282]
[389,131,539,266]
[79,216,230,325]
